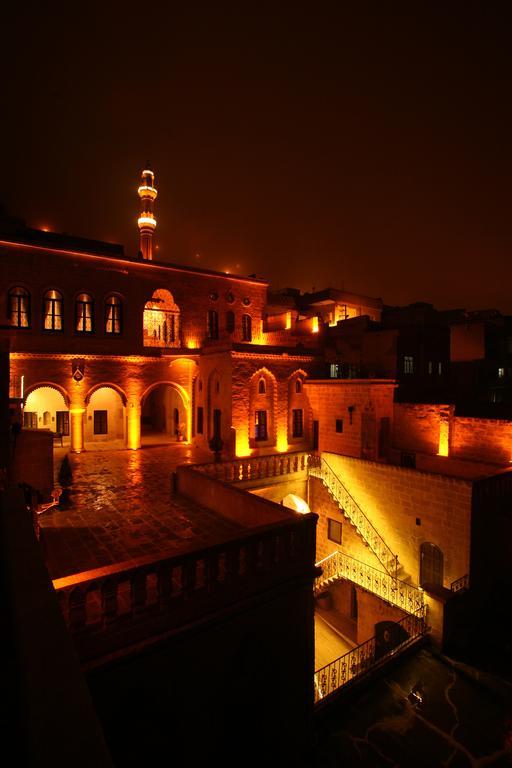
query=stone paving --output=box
[40,445,243,580]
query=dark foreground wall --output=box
[87,574,315,766]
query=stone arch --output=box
[24,381,70,408]
[141,380,189,443]
[249,367,277,448]
[281,493,311,515]
[287,369,309,444]
[143,288,180,348]
[85,385,127,444]
[85,382,127,406]
[24,383,71,440]
[141,380,189,407]
[419,542,444,588]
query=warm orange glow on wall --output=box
[70,409,84,453]
[312,316,319,333]
[438,418,450,457]
[236,430,252,457]
[276,430,289,453]
[286,312,292,330]
[126,404,141,450]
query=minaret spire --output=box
[137,165,157,260]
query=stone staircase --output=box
[308,454,404,579]
[314,550,424,616]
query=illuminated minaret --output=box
[137,166,157,260]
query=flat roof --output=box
[0,232,268,286]
[305,378,397,386]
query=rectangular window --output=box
[93,410,108,435]
[44,292,63,331]
[400,451,416,469]
[197,406,204,434]
[56,411,69,436]
[255,410,268,441]
[428,361,433,375]
[76,298,93,333]
[242,314,252,342]
[329,363,340,379]
[403,355,414,375]
[213,408,221,439]
[226,311,235,333]
[207,310,219,340]
[9,289,30,328]
[292,408,303,438]
[335,418,343,433]
[23,412,38,429]
[105,299,122,334]
[438,361,443,375]
[498,367,505,378]
[327,518,342,544]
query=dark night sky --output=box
[3,2,512,311]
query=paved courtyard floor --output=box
[40,445,243,580]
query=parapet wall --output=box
[393,402,512,467]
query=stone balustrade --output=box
[54,514,316,663]
[193,451,309,483]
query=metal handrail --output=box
[315,550,424,615]
[308,455,399,577]
[314,608,427,703]
[450,574,469,593]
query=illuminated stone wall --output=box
[322,452,472,589]
[305,379,395,459]
[230,352,315,457]
[393,402,512,466]
[0,242,269,355]
[309,476,383,569]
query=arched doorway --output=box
[85,387,126,445]
[141,383,188,445]
[281,493,311,515]
[420,542,444,587]
[24,385,70,445]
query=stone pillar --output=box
[126,403,141,450]
[70,406,85,453]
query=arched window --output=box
[207,309,219,340]
[43,289,63,331]
[75,293,94,333]
[105,295,122,334]
[143,289,180,348]
[242,314,252,342]
[420,542,444,587]
[295,378,302,393]
[8,286,30,328]
[258,378,266,394]
[226,310,235,334]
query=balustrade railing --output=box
[450,574,469,593]
[193,451,309,483]
[308,455,399,577]
[314,608,427,703]
[54,519,312,660]
[315,550,424,615]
